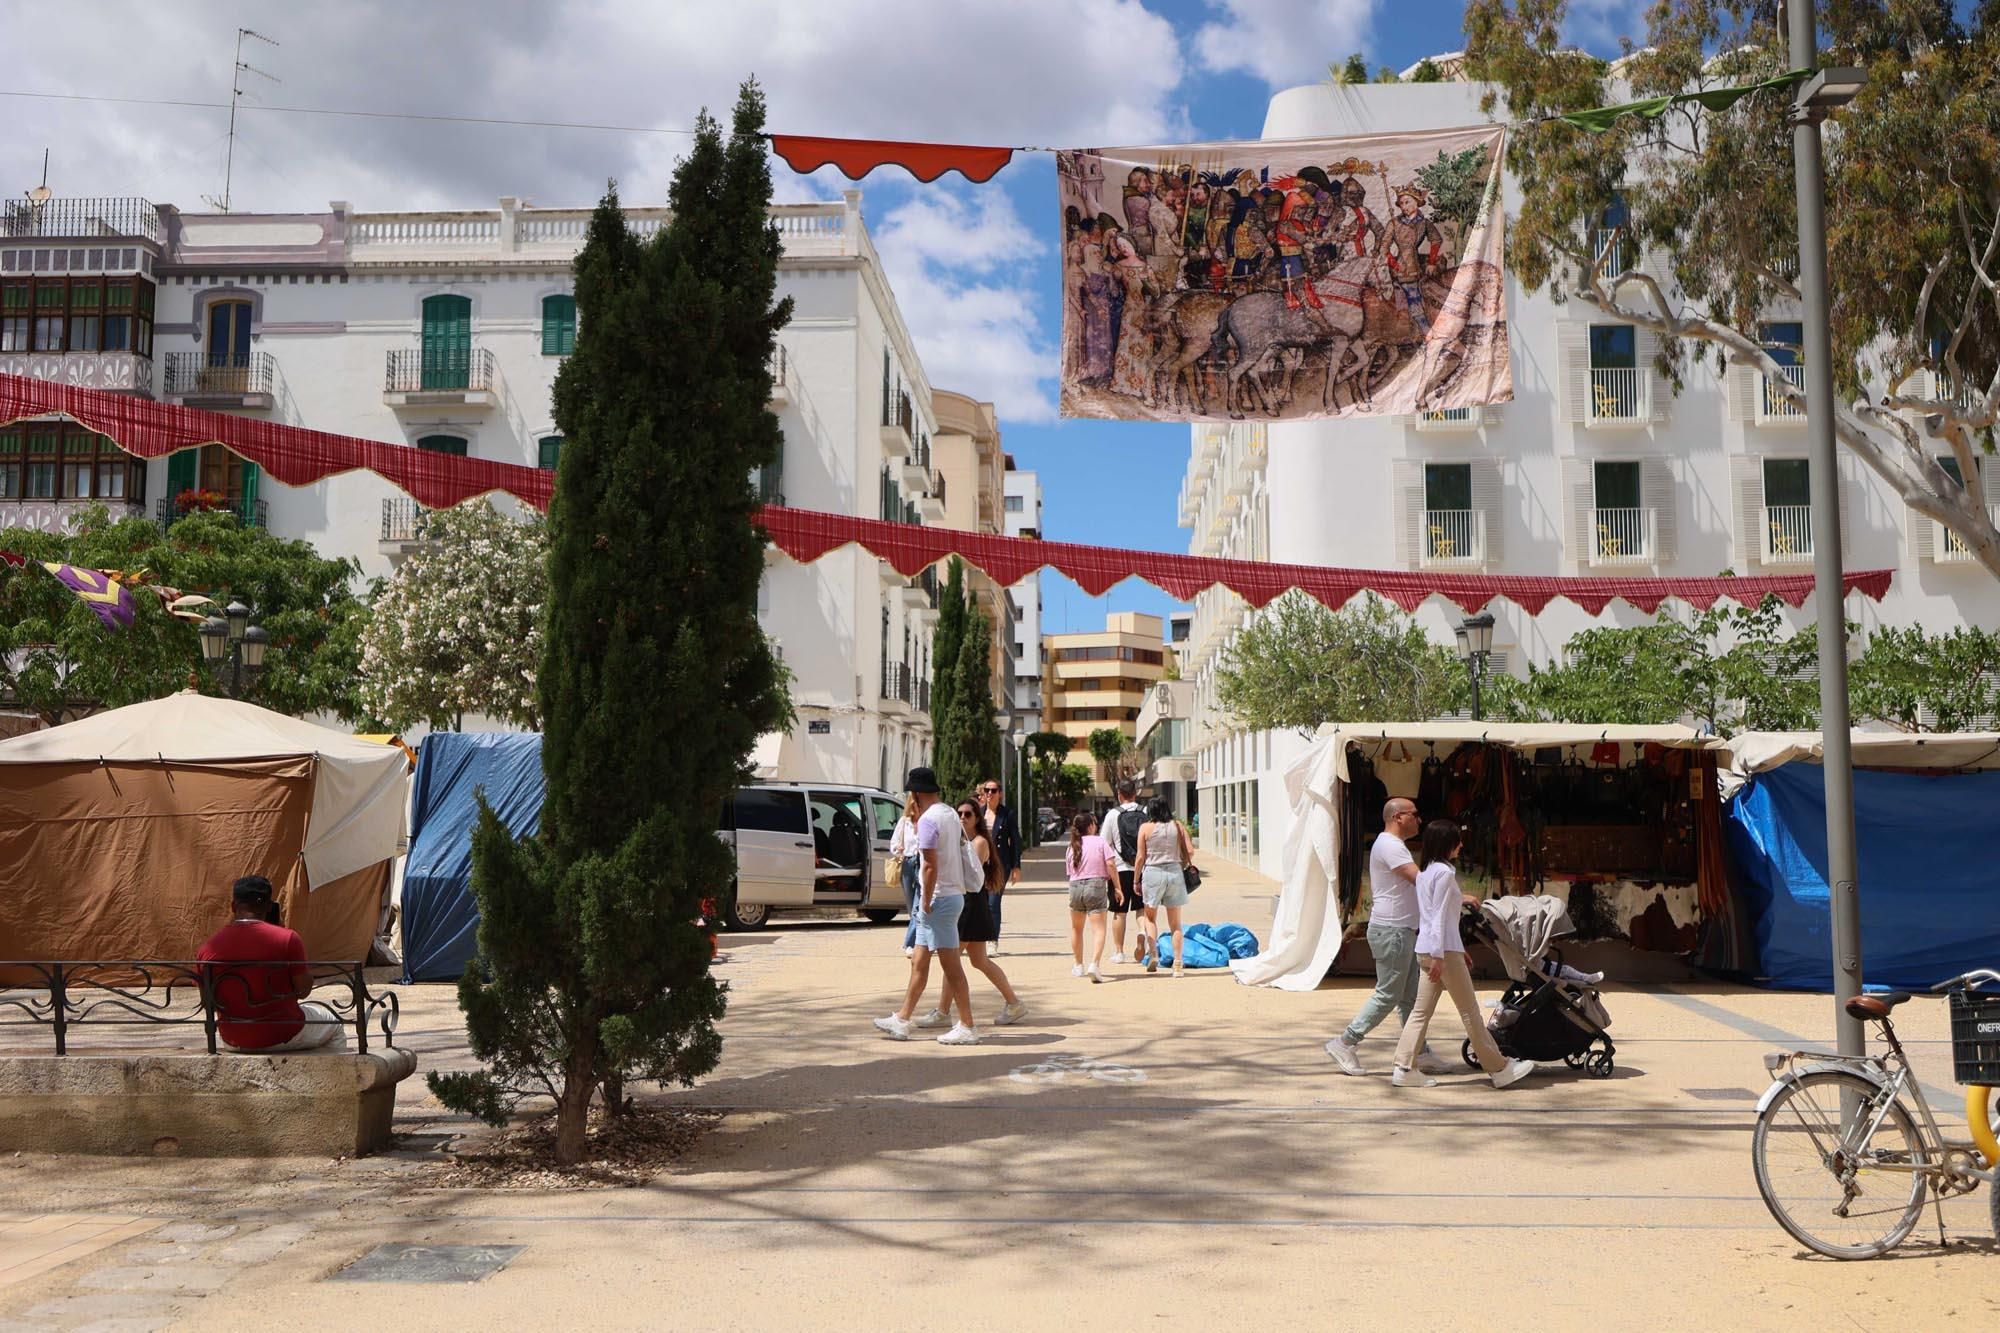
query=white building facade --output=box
[0,190,943,788]
[1183,80,2000,878]
[1002,463,1044,730]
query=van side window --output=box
[733,788,809,834]
[870,797,902,842]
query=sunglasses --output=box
[980,786,1000,794]
[958,808,979,819]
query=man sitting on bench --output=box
[196,876,348,1053]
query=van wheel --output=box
[723,898,769,930]
[861,908,899,925]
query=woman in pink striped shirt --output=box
[1066,813,1115,983]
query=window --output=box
[420,294,472,389]
[732,787,809,835]
[67,278,99,352]
[537,435,562,470]
[1760,322,1802,368]
[1004,494,1024,513]
[0,280,27,351]
[0,426,143,504]
[207,298,254,368]
[1593,460,1641,510]
[1588,324,1635,369]
[417,434,468,457]
[541,294,576,356]
[1764,459,1811,508]
[1423,462,1470,512]
[869,796,903,843]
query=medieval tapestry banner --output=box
[1057,125,1509,423]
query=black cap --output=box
[905,766,941,794]
[232,875,274,903]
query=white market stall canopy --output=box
[1728,729,2000,779]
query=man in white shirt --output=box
[875,767,979,1045]
[1103,779,1148,964]
[1324,797,1452,1076]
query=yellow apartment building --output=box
[1041,612,1170,793]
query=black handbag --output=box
[1183,865,1202,894]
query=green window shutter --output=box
[166,449,198,504]
[239,460,260,524]
[420,295,472,389]
[538,436,562,470]
[417,434,468,457]
[541,295,575,356]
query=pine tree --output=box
[429,81,791,1165]
[936,608,1001,799]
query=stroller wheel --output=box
[1564,1051,1591,1070]
[1461,1039,1480,1071]
[1586,1050,1615,1078]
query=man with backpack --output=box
[1105,779,1151,966]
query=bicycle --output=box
[1750,969,2000,1258]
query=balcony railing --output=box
[1415,406,1478,432]
[0,197,160,243]
[880,388,913,452]
[381,497,429,544]
[919,565,940,609]
[1762,505,1814,563]
[1759,364,1805,424]
[929,472,946,511]
[909,431,931,471]
[882,661,913,704]
[916,678,931,712]
[768,346,789,406]
[752,462,784,508]
[384,346,496,395]
[1420,510,1484,566]
[163,351,279,401]
[1932,508,2000,565]
[1588,366,1646,423]
[1589,507,1655,566]
[158,495,267,530]
[1588,227,1629,274]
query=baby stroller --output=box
[1458,895,1616,1077]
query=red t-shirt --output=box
[195,920,310,1049]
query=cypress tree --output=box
[937,608,1002,799]
[927,557,967,777]
[429,81,791,1164]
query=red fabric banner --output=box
[768,135,1016,184]
[753,504,1895,618]
[0,374,553,511]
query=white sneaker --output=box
[873,1014,912,1040]
[1111,952,1129,965]
[913,1007,951,1029]
[937,1024,981,1046]
[1324,1036,1364,1076]
[1088,965,1104,984]
[1070,964,1086,978]
[904,946,914,958]
[1491,1058,1536,1089]
[1579,970,1605,986]
[1415,1050,1454,1076]
[1390,1067,1437,1088]
[995,1001,1028,1026]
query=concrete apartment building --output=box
[1002,462,1044,735]
[1040,611,1170,794]
[0,189,948,789]
[1180,76,2000,877]
[931,389,1015,726]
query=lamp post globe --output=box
[198,616,230,663]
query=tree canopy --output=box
[1464,0,2000,569]
[357,499,546,732]
[1215,592,1466,732]
[0,506,365,726]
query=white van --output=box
[718,781,907,929]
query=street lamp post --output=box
[1454,611,1496,722]
[198,599,270,698]
[1785,23,1868,1056]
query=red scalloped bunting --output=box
[768,135,1015,184]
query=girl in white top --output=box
[1390,819,1536,1090]
[888,799,922,955]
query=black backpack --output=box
[1116,805,1145,863]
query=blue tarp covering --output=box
[400,732,544,983]
[1156,922,1260,969]
[1725,763,2000,991]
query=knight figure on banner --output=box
[1057,126,1511,424]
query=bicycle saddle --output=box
[1844,991,1912,1020]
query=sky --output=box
[0,0,1648,630]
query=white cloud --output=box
[1193,0,1380,90]
[1560,0,1649,53]
[870,185,1057,423]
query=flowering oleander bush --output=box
[357,499,546,731]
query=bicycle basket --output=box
[1949,990,2000,1085]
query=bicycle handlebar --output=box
[1931,968,2000,993]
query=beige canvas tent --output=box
[0,691,408,966]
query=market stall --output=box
[1233,722,1732,991]
[1723,730,2000,990]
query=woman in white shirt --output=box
[1390,820,1535,1090]
[888,798,922,956]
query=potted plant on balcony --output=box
[174,487,227,517]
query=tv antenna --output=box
[26,148,51,208]
[202,27,280,212]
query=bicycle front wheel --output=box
[1752,1070,1929,1259]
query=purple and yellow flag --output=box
[41,563,136,630]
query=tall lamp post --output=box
[1454,611,1496,721]
[198,600,270,699]
[1785,29,1868,1055]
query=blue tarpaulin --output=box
[1725,762,2000,991]
[400,732,544,983]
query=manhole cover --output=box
[330,1244,524,1283]
[1684,1087,1759,1101]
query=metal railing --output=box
[1590,507,1655,565]
[159,495,267,529]
[882,661,912,704]
[881,387,913,435]
[1416,406,1477,430]
[1759,364,1805,421]
[0,197,160,243]
[1762,504,1814,563]
[384,346,496,394]
[929,472,946,511]
[752,463,784,508]
[0,960,398,1056]
[163,350,278,398]
[919,565,940,608]
[768,346,788,394]
[1588,227,1629,274]
[909,432,931,471]
[381,497,429,543]
[916,678,931,712]
[1420,509,1484,565]
[1589,366,1646,422]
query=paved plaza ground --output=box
[2,845,1996,1331]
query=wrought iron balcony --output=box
[1588,367,1648,424]
[163,351,279,408]
[383,346,497,406]
[881,661,914,706]
[1414,406,1479,432]
[1758,364,1805,424]
[158,495,267,529]
[1420,510,1485,567]
[1589,507,1656,566]
[380,497,430,551]
[879,388,913,458]
[0,196,160,243]
[1761,505,1814,564]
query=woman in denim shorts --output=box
[1132,799,1196,977]
[1064,813,1114,982]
